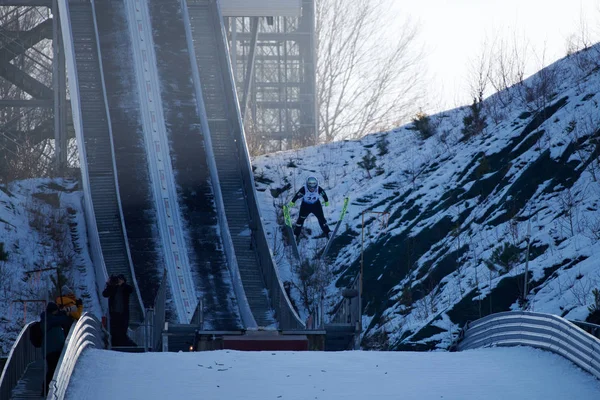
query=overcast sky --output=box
[391,0,600,112]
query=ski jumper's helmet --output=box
[306,176,318,191]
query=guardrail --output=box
[570,319,600,340]
[457,311,600,380]
[130,270,168,351]
[0,322,42,400]
[47,313,109,399]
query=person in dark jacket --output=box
[40,301,72,396]
[288,176,331,241]
[102,274,135,347]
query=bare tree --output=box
[486,33,528,107]
[0,136,54,184]
[243,114,267,156]
[467,42,490,104]
[316,0,424,143]
[464,33,527,125]
[520,44,561,113]
[565,9,600,82]
[565,11,595,56]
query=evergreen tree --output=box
[358,150,377,178]
[376,135,390,156]
[0,242,8,262]
[462,98,487,138]
[411,112,436,140]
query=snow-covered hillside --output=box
[0,178,101,355]
[254,44,600,350]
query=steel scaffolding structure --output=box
[0,0,317,165]
[227,0,317,154]
[0,0,69,172]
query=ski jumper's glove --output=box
[288,202,295,207]
[324,201,329,206]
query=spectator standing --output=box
[40,301,72,396]
[102,274,135,346]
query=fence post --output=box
[145,308,154,351]
[162,322,169,352]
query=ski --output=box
[282,204,301,262]
[321,197,350,260]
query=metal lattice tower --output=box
[227,0,317,154]
[0,0,69,175]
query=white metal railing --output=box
[0,322,42,400]
[47,313,108,400]
[457,311,600,380]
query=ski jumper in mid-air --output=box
[288,176,331,240]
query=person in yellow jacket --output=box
[56,285,84,320]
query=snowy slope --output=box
[65,347,600,399]
[0,178,101,355]
[254,44,600,349]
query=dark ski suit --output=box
[291,185,331,237]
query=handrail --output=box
[151,270,168,349]
[129,269,168,350]
[457,311,600,380]
[180,0,257,330]
[47,313,108,400]
[212,0,304,330]
[0,322,42,400]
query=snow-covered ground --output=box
[253,44,600,349]
[66,347,600,399]
[0,178,101,355]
